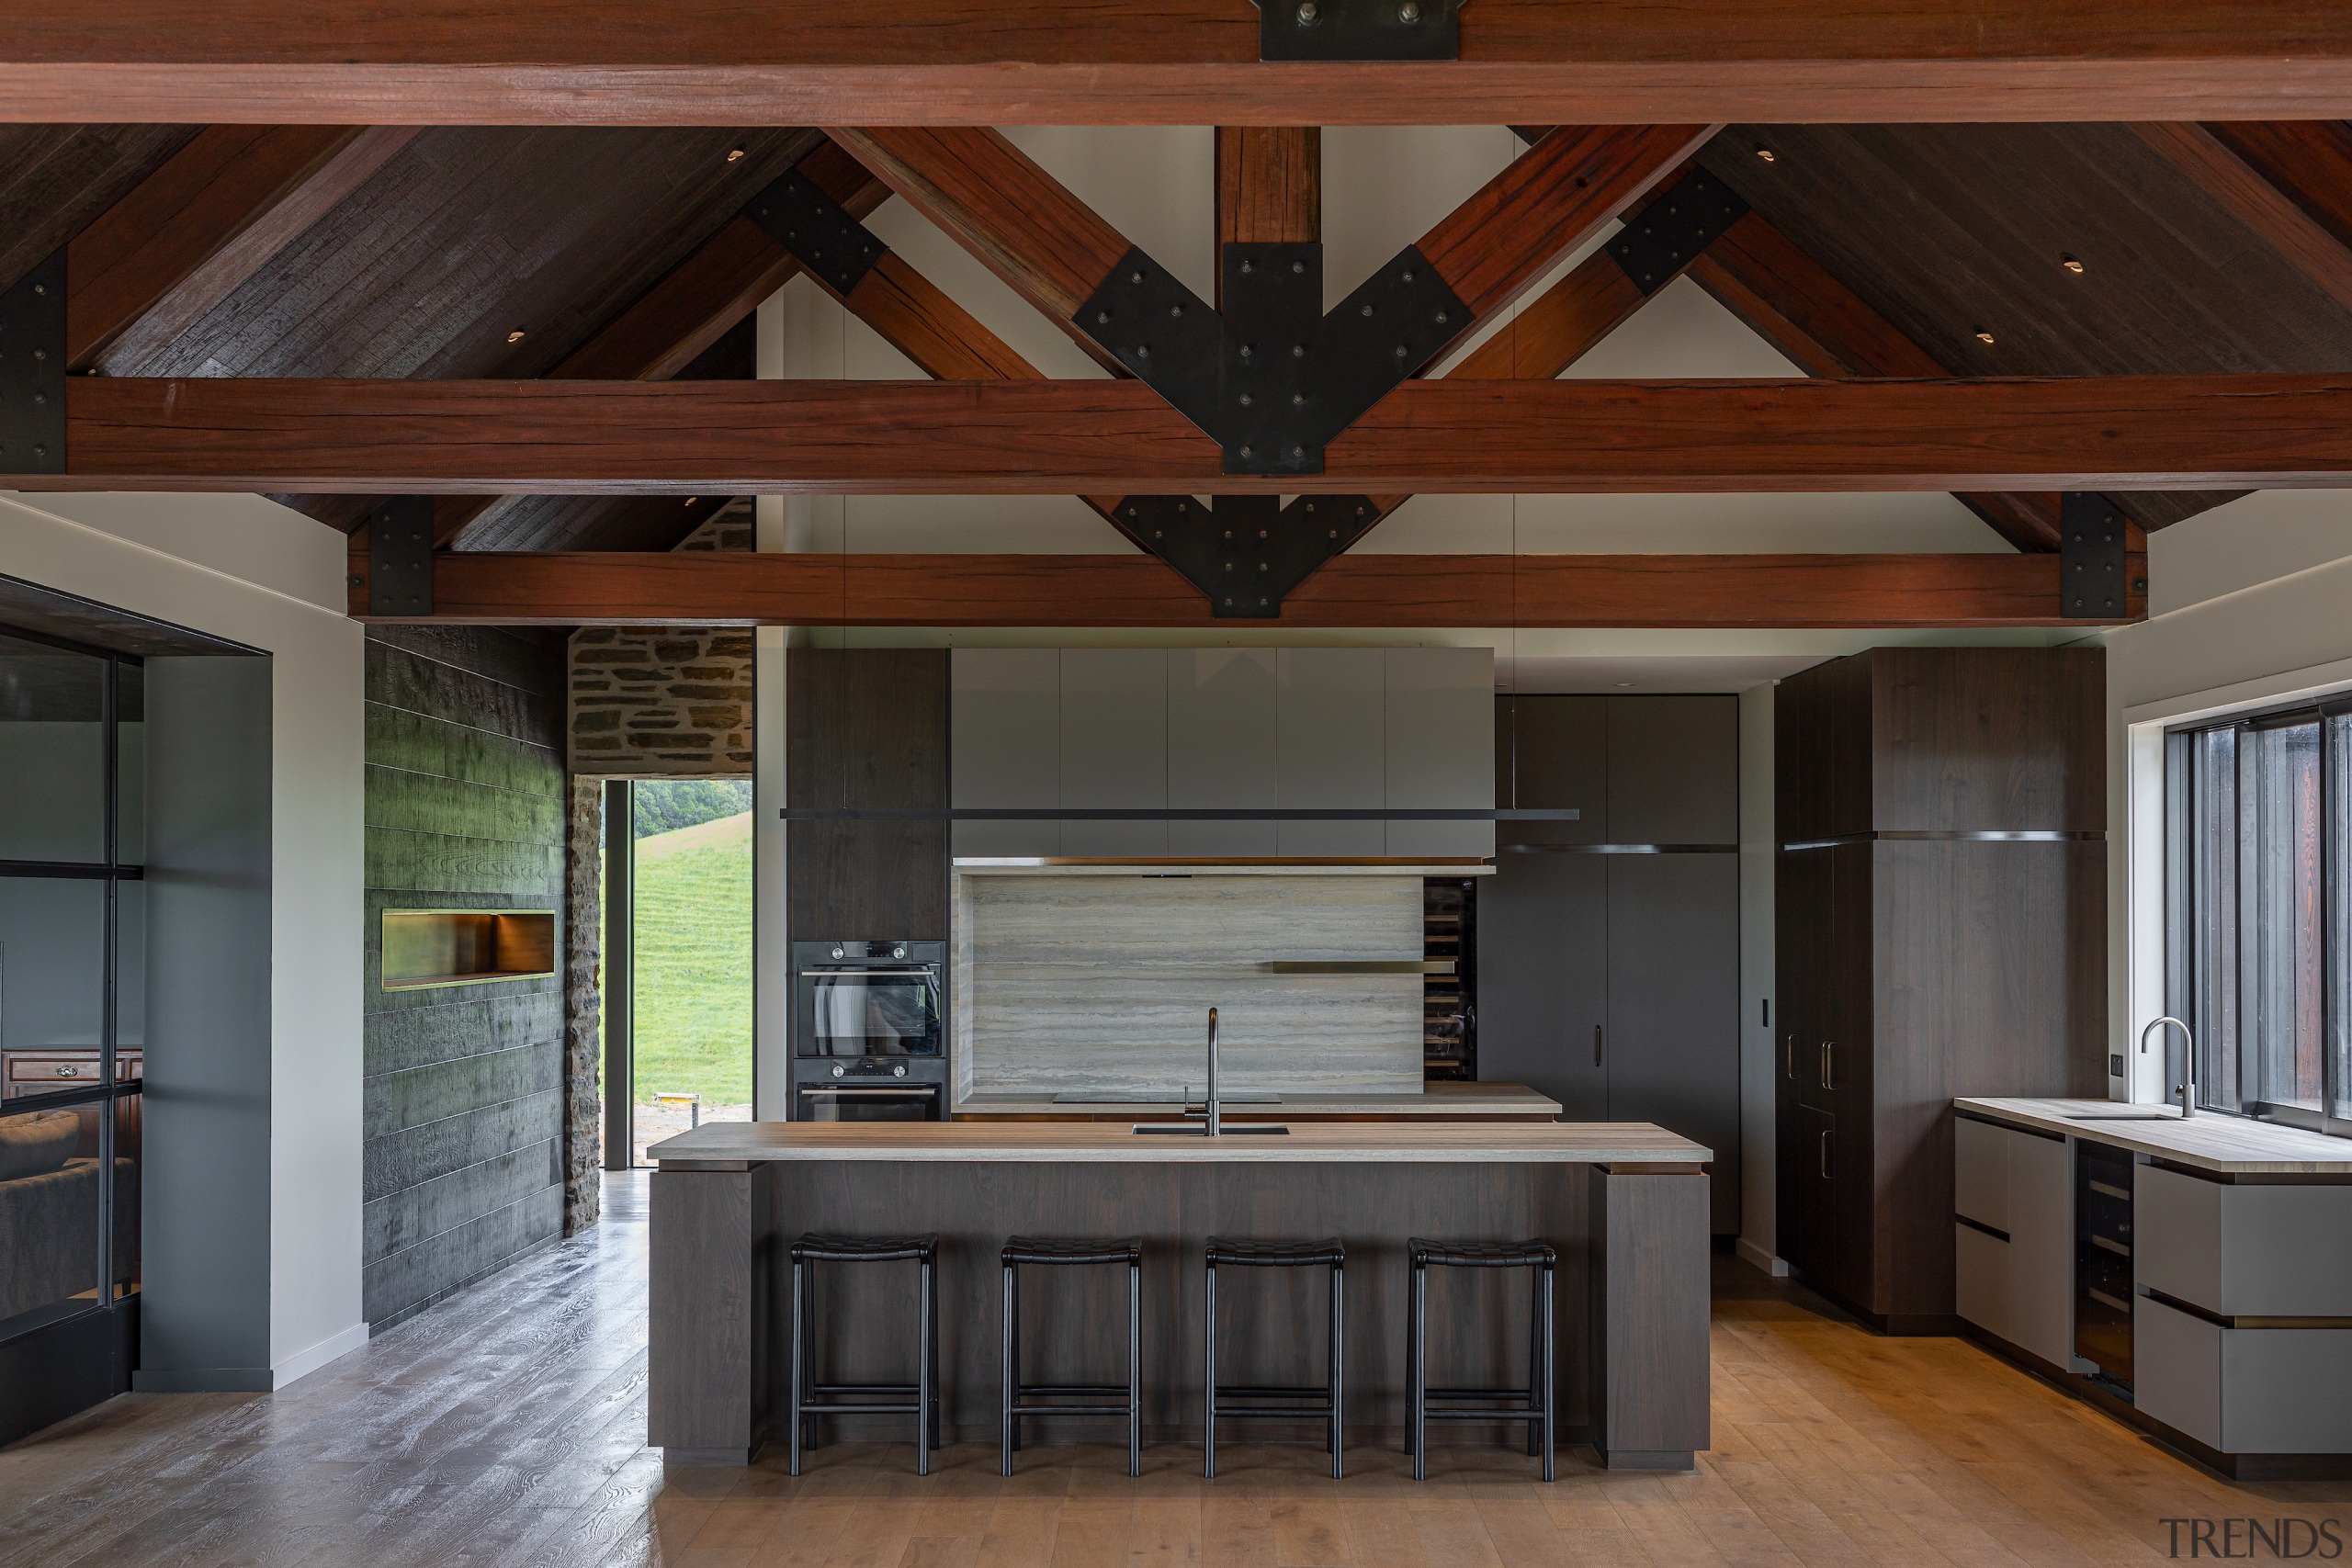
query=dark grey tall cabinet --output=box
[1481,694,1742,1235]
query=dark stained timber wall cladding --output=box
[364,625,568,1332]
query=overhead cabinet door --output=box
[1277,649,1385,858]
[950,649,1059,858]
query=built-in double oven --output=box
[789,940,947,1121]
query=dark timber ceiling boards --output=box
[1697,122,2352,528]
[0,124,198,298]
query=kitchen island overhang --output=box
[650,1122,1712,1472]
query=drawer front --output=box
[2135,1294,2221,1449]
[2222,1326,2352,1455]
[2142,1164,2352,1317]
[1954,1116,2009,1231]
[1955,1223,2015,1343]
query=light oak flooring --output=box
[3,1172,2346,1566]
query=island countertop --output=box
[951,1082,1563,1121]
[650,1118,1708,1167]
[1957,1097,2352,1175]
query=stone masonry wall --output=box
[566,505,755,777]
[569,626,755,775]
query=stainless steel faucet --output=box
[2140,1015,2196,1118]
[1204,1008,1221,1138]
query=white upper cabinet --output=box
[1385,648,1496,857]
[1059,649,1169,857]
[1168,649,1279,857]
[1278,649,1387,857]
[950,649,1060,857]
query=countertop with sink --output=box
[1956,1097,2352,1174]
[953,1082,1563,1121]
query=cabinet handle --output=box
[1594,1024,1604,1066]
[1820,1040,1837,1092]
[1819,1128,1832,1179]
[1783,1033,1795,1079]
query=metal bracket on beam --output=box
[368,496,435,617]
[2059,492,2129,619]
[1605,170,1750,296]
[1077,240,1464,477]
[1114,491,1382,618]
[1258,0,1460,62]
[746,170,885,298]
[0,249,66,476]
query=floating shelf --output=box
[380,909,557,990]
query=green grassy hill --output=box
[628,809,753,1106]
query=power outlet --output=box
[2109,1053,2125,1079]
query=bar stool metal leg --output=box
[1539,1258,1555,1483]
[789,1257,807,1477]
[1410,1256,1427,1480]
[1329,1260,1346,1480]
[1525,1264,1542,1460]
[916,1255,934,1477]
[1127,1256,1143,1477]
[1203,1258,1218,1480]
[1000,1258,1015,1475]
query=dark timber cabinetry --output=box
[1773,648,2107,1332]
[1481,694,1741,1235]
[786,649,951,941]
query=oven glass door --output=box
[803,968,941,1056]
[797,1086,942,1122]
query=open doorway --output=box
[603,779,752,1168]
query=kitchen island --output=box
[649,1121,1710,1472]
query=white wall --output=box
[2104,491,2352,1105]
[0,490,367,1389]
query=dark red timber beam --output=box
[44,373,2352,495]
[357,548,2146,630]
[1,2,2347,124]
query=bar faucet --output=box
[1205,1008,1221,1138]
[2140,1015,2195,1118]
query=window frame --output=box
[0,622,146,1345]
[2165,694,2352,1139]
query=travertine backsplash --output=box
[953,870,1426,1100]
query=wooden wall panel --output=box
[362,626,569,1331]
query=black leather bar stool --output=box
[1203,1236,1345,1480]
[1000,1235,1143,1476]
[1405,1236,1556,1482]
[787,1232,941,1476]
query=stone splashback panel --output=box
[956,873,1425,1099]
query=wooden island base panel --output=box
[649,1122,1711,1472]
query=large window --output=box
[2166,702,2352,1133]
[0,629,143,1341]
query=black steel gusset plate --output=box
[2060,492,2131,620]
[745,170,886,299]
[1217,242,1325,477]
[368,496,435,618]
[1078,247,1227,437]
[1076,241,1464,478]
[1116,492,1385,618]
[1606,169,1750,296]
[1259,0,1461,62]
[0,248,66,476]
[1306,243,1465,446]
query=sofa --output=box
[0,1109,138,1325]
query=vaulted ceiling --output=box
[6,118,2352,571]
